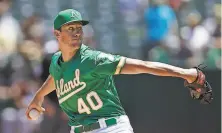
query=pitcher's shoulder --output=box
[50,51,61,63]
[53,51,62,57]
[81,45,100,58]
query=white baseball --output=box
[29,109,40,120]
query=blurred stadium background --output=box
[0,0,220,133]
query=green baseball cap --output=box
[54,9,89,30]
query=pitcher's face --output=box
[55,22,83,50]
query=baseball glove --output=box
[184,64,213,104]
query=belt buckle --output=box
[76,117,117,133]
[78,122,99,133]
[78,125,88,133]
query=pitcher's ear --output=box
[54,30,60,38]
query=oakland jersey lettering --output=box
[56,69,86,103]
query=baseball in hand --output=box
[29,109,40,120]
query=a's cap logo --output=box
[71,11,78,18]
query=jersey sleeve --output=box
[92,51,126,76]
[49,52,61,78]
[49,61,54,77]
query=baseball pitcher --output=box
[26,9,213,133]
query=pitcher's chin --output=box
[71,41,81,48]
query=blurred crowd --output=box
[0,0,220,133]
[141,0,221,69]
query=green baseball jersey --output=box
[49,44,126,126]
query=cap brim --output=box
[81,20,89,26]
[56,20,89,30]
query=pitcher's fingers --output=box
[25,105,32,116]
[25,107,34,120]
[35,106,45,113]
[41,107,45,112]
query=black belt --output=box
[74,118,117,133]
